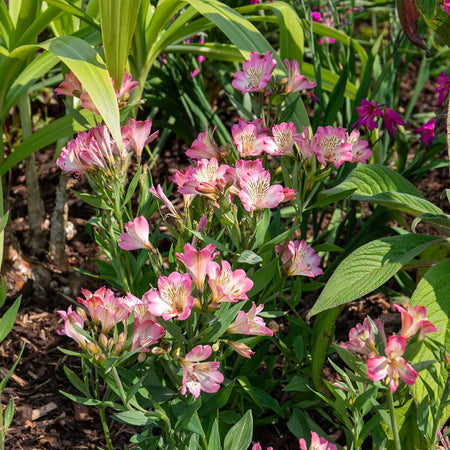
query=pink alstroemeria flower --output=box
[296,128,315,162]
[115,72,138,105]
[144,272,194,321]
[176,243,219,291]
[251,443,274,450]
[79,287,130,334]
[347,129,372,164]
[119,216,153,251]
[232,119,269,157]
[283,59,316,93]
[227,340,254,358]
[436,71,450,107]
[186,125,221,160]
[312,126,353,168]
[383,107,406,136]
[180,345,224,398]
[341,317,376,356]
[438,426,450,449]
[121,118,158,160]
[238,168,284,213]
[207,260,253,304]
[367,335,418,392]
[232,51,277,94]
[416,118,436,147]
[227,303,273,336]
[55,72,83,97]
[354,99,382,130]
[299,431,337,450]
[276,240,323,277]
[149,184,181,220]
[57,306,88,349]
[393,300,438,340]
[264,122,303,157]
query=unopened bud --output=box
[138,352,147,363]
[151,346,166,355]
[194,298,202,309]
[211,342,220,352]
[445,353,450,369]
[87,343,101,355]
[99,333,108,348]
[76,307,88,321]
[207,301,220,312]
[94,353,106,362]
[118,332,127,345]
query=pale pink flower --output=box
[299,431,337,450]
[393,300,438,340]
[180,345,224,398]
[232,119,269,157]
[264,122,303,157]
[88,124,116,164]
[186,125,220,160]
[228,340,254,358]
[78,287,130,334]
[438,426,450,449]
[80,91,100,114]
[178,158,230,201]
[312,126,353,168]
[57,306,88,348]
[116,72,138,105]
[191,216,208,247]
[367,335,418,392]
[238,168,284,213]
[232,51,277,94]
[149,184,181,220]
[131,298,165,352]
[276,240,323,277]
[55,72,83,97]
[341,317,376,356]
[144,272,194,321]
[228,303,273,336]
[207,260,253,303]
[283,59,316,93]
[56,138,89,175]
[296,127,315,162]
[119,216,153,251]
[121,119,158,159]
[176,243,219,291]
[346,129,372,164]
[282,188,297,202]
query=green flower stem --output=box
[430,374,450,449]
[387,388,401,450]
[0,390,5,450]
[98,407,114,450]
[112,366,128,407]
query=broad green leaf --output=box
[4,397,14,430]
[112,410,158,426]
[223,409,253,450]
[100,0,140,86]
[410,259,450,425]
[0,297,21,344]
[308,234,443,317]
[63,366,90,398]
[238,376,283,416]
[237,250,263,265]
[208,419,221,450]
[199,381,234,418]
[0,2,13,50]
[323,64,349,126]
[412,213,450,232]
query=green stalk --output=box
[0,391,4,450]
[98,407,114,450]
[112,366,128,407]
[387,389,401,450]
[430,374,450,449]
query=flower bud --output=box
[138,353,147,363]
[99,333,108,349]
[87,343,101,355]
[211,342,220,352]
[445,353,450,369]
[194,297,202,309]
[151,346,166,355]
[76,307,88,321]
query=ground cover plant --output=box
[0,0,449,449]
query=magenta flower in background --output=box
[180,345,223,398]
[186,125,220,160]
[312,126,353,168]
[121,118,158,159]
[416,117,436,147]
[283,59,316,93]
[393,300,438,340]
[119,216,153,251]
[57,306,88,349]
[207,260,253,304]
[341,317,376,356]
[354,99,382,130]
[144,272,194,321]
[232,51,276,94]
[436,71,450,107]
[276,240,323,277]
[299,431,337,450]
[176,243,219,291]
[366,335,418,392]
[228,302,273,336]
[383,107,406,136]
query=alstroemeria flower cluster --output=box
[56,71,138,113]
[253,431,337,450]
[276,240,323,278]
[57,287,165,361]
[341,301,437,392]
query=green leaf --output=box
[223,409,253,450]
[0,297,21,344]
[410,259,450,426]
[323,64,349,126]
[99,0,140,86]
[0,343,24,392]
[71,190,110,210]
[237,250,263,265]
[237,376,283,416]
[251,208,270,250]
[63,366,90,398]
[4,396,14,430]
[412,213,450,232]
[283,375,310,392]
[308,234,443,317]
[308,188,356,210]
[208,419,221,450]
[199,381,234,418]
[112,410,158,427]
[173,399,204,435]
